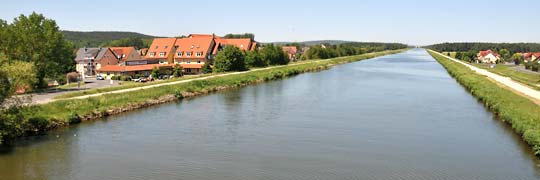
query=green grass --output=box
[1,49,406,145]
[428,50,540,155]
[470,63,540,90]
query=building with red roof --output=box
[110,47,142,64]
[476,50,500,64]
[145,38,178,64]
[174,36,216,74]
[282,46,298,61]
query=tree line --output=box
[213,44,288,72]
[301,42,408,60]
[426,42,540,54]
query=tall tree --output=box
[0,12,74,88]
[245,50,266,68]
[499,49,510,62]
[213,46,246,72]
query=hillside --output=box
[62,31,157,48]
[271,40,354,46]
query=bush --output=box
[532,63,539,72]
[27,117,49,134]
[120,76,132,81]
[262,44,289,65]
[66,72,79,84]
[172,64,183,77]
[202,63,212,74]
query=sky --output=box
[0,0,539,46]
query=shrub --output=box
[202,63,212,74]
[214,46,246,72]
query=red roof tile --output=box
[174,37,214,59]
[110,47,137,61]
[146,38,177,59]
[181,63,204,69]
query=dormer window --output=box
[191,45,194,49]
[186,52,192,57]
[177,52,183,57]
[196,52,203,57]
[165,46,168,49]
[149,52,155,57]
[240,44,244,48]
[159,52,166,57]
[155,46,159,49]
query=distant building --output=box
[145,38,178,64]
[74,48,119,76]
[282,46,298,61]
[110,47,142,65]
[97,64,174,79]
[477,50,500,64]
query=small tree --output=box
[511,53,523,65]
[151,67,160,79]
[202,63,212,74]
[213,46,246,72]
[172,64,183,77]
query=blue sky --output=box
[1,0,539,45]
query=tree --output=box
[0,12,74,88]
[213,46,246,72]
[261,44,288,65]
[172,64,183,77]
[102,37,151,49]
[223,33,255,41]
[511,53,523,65]
[201,63,212,74]
[499,49,511,62]
[151,67,160,79]
[245,50,266,68]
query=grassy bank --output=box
[0,49,405,145]
[428,50,540,155]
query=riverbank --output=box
[0,49,406,145]
[427,50,540,155]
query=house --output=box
[522,52,540,63]
[282,46,298,61]
[174,36,216,74]
[74,48,119,76]
[145,38,178,64]
[97,64,174,79]
[110,47,142,65]
[532,52,540,62]
[477,50,500,63]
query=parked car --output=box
[96,75,105,80]
[132,77,146,83]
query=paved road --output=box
[25,78,122,104]
[430,50,540,102]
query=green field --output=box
[471,63,540,90]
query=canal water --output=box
[1,49,539,180]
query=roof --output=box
[174,36,214,59]
[250,42,258,51]
[188,34,214,38]
[98,64,174,72]
[75,48,107,62]
[282,46,298,54]
[181,63,204,69]
[110,47,137,61]
[146,38,177,59]
[478,50,500,57]
[533,52,540,58]
[217,38,252,51]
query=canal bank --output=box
[2,49,538,180]
[1,49,406,145]
[428,50,540,155]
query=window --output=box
[155,46,159,49]
[187,60,191,64]
[149,52,155,57]
[197,60,201,63]
[186,68,192,73]
[196,52,203,57]
[240,44,244,48]
[187,52,192,57]
[159,52,166,57]
[191,45,194,49]
[177,52,183,57]
[165,46,168,49]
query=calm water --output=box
[1,49,539,180]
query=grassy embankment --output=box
[5,49,405,143]
[428,50,540,155]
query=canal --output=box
[1,49,539,180]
